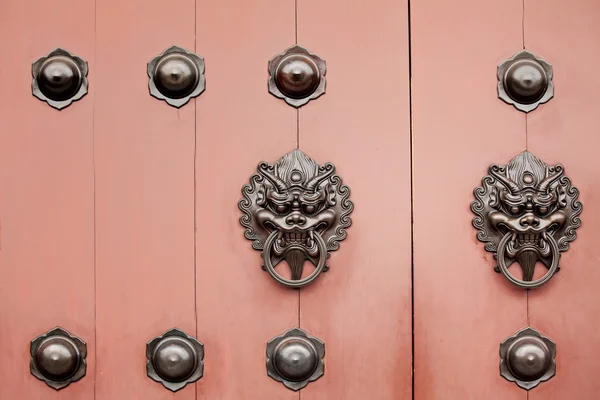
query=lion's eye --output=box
[537,206,549,215]
[510,206,521,215]
[303,204,316,214]
[275,205,289,214]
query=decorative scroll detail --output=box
[239,149,353,288]
[471,151,582,288]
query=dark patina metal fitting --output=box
[32,48,88,110]
[498,50,554,113]
[30,327,87,390]
[471,151,582,289]
[239,149,353,288]
[500,327,556,390]
[267,328,324,391]
[147,46,205,108]
[268,45,326,108]
[146,328,204,392]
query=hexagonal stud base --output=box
[268,45,326,108]
[497,50,554,113]
[500,327,556,390]
[266,327,325,391]
[32,48,88,110]
[147,46,205,108]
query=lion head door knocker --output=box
[239,150,353,288]
[471,151,582,289]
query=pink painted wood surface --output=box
[94,0,197,398]
[525,0,600,397]
[0,0,96,398]
[411,0,529,398]
[297,0,412,398]
[194,1,299,399]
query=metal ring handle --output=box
[496,231,560,289]
[263,230,327,289]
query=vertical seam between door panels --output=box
[93,0,98,396]
[523,2,529,399]
[193,0,199,397]
[295,2,302,399]
[407,0,415,398]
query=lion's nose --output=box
[519,214,540,227]
[286,213,306,226]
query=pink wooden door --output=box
[0,0,411,398]
[413,0,600,398]
[1,0,599,399]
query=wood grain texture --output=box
[297,0,412,398]
[194,1,299,399]
[0,0,95,398]
[94,0,196,398]
[411,0,529,398]
[525,0,600,398]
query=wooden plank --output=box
[297,1,412,398]
[94,0,196,398]
[525,0,600,397]
[411,0,529,398]
[0,0,95,398]
[194,0,299,399]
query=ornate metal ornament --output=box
[146,328,204,392]
[500,327,556,390]
[267,327,325,391]
[498,50,553,113]
[239,149,353,288]
[268,45,326,108]
[30,327,87,390]
[471,151,582,289]
[32,48,88,110]
[147,46,205,108]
